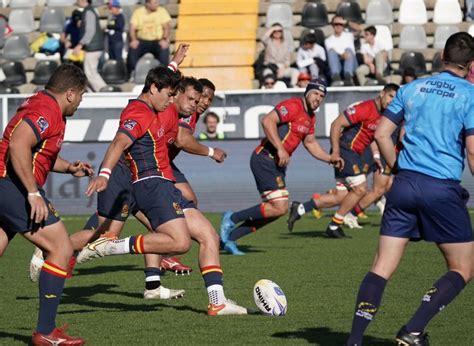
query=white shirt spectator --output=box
[360,39,386,59]
[324,31,355,55]
[296,44,326,69]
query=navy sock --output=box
[229,217,279,241]
[36,262,67,335]
[144,267,162,290]
[302,199,316,213]
[347,272,387,345]
[231,204,263,224]
[406,271,466,333]
[201,266,223,287]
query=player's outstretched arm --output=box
[466,135,474,175]
[261,110,289,167]
[304,135,344,170]
[374,117,398,168]
[9,121,49,223]
[85,132,132,196]
[175,126,227,162]
[369,141,383,172]
[329,113,350,162]
[171,43,190,66]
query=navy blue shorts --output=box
[250,150,286,194]
[133,178,188,230]
[171,162,188,184]
[97,163,138,222]
[335,145,369,181]
[0,177,60,237]
[363,149,392,176]
[381,170,473,243]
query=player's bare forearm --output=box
[52,156,72,173]
[176,127,209,156]
[9,122,40,193]
[330,115,348,155]
[375,118,398,168]
[304,136,331,163]
[100,132,133,171]
[262,112,284,152]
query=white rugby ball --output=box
[253,279,287,316]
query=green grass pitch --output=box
[0,212,473,345]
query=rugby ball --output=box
[253,279,287,316]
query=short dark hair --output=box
[383,83,400,93]
[364,26,377,36]
[198,78,216,91]
[203,111,219,124]
[177,76,203,94]
[142,66,181,93]
[443,32,474,68]
[331,15,344,24]
[45,63,87,93]
[303,33,317,45]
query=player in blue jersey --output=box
[346,32,474,346]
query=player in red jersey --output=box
[287,84,399,238]
[0,64,90,345]
[219,79,343,255]
[78,73,247,315]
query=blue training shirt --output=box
[384,71,474,181]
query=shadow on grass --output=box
[272,327,393,345]
[220,245,265,255]
[75,264,140,276]
[286,230,352,239]
[0,331,31,344]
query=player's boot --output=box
[207,299,248,316]
[144,285,185,300]
[325,225,347,239]
[76,237,115,264]
[32,325,85,346]
[357,211,368,219]
[395,326,429,346]
[312,208,322,219]
[29,247,45,283]
[223,240,245,255]
[287,201,302,231]
[220,210,236,244]
[160,256,193,275]
[376,196,386,215]
[343,213,363,229]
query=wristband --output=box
[28,191,41,197]
[207,147,215,157]
[99,168,111,180]
[167,61,178,72]
[373,152,381,160]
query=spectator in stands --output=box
[401,67,417,85]
[296,33,327,83]
[127,0,172,73]
[60,9,82,63]
[325,16,358,86]
[260,73,287,90]
[74,0,107,92]
[355,26,389,86]
[465,0,473,21]
[198,112,225,140]
[260,23,299,87]
[106,0,125,61]
[296,72,311,88]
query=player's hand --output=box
[171,43,190,66]
[212,148,227,163]
[277,148,290,167]
[85,176,109,197]
[330,154,344,170]
[374,158,384,173]
[68,160,94,177]
[28,193,49,224]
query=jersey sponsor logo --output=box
[279,105,289,117]
[296,125,310,134]
[124,119,138,130]
[367,123,378,131]
[420,80,456,98]
[37,116,49,133]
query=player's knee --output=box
[272,202,289,217]
[352,181,368,196]
[173,237,192,254]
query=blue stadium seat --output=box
[301,2,328,28]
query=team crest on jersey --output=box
[173,202,184,215]
[158,127,165,137]
[121,204,129,218]
[279,106,289,117]
[37,117,49,133]
[346,106,356,115]
[124,119,138,130]
[181,116,191,124]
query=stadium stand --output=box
[336,1,364,23]
[0,0,471,92]
[31,59,58,85]
[265,3,293,28]
[399,25,428,50]
[133,55,160,84]
[100,59,128,85]
[39,7,66,34]
[2,60,26,86]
